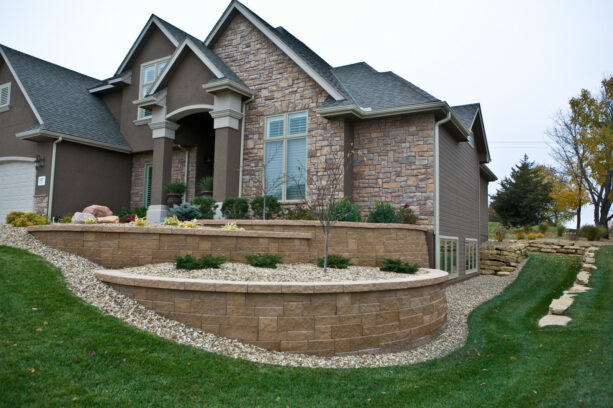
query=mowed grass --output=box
[1,245,612,407]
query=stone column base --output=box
[146,205,169,223]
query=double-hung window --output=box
[465,238,478,274]
[139,58,169,119]
[264,111,307,201]
[0,82,11,111]
[439,236,458,277]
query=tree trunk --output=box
[576,206,581,238]
[323,226,330,274]
[263,195,266,221]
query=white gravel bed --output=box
[0,224,519,369]
[119,262,426,282]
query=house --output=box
[0,0,496,278]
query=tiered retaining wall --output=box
[96,269,448,356]
[480,240,604,275]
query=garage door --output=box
[0,159,36,223]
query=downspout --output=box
[434,112,452,269]
[47,136,63,221]
[177,145,189,202]
[238,96,254,197]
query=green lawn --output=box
[1,245,612,407]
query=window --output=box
[0,82,11,110]
[264,111,307,201]
[139,58,169,119]
[465,238,478,274]
[144,163,153,207]
[439,237,458,277]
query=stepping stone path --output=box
[538,246,598,328]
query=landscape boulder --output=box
[96,216,119,224]
[83,205,113,218]
[71,212,96,224]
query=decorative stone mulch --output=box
[1,224,519,368]
[538,246,599,328]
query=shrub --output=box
[220,222,245,231]
[191,196,218,219]
[523,225,533,233]
[329,199,362,222]
[175,254,226,270]
[119,214,136,224]
[527,233,536,240]
[495,225,506,242]
[57,213,73,223]
[398,204,418,224]
[250,196,282,219]
[515,230,526,240]
[8,212,49,227]
[283,205,316,220]
[170,202,201,221]
[538,223,549,234]
[380,258,420,274]
[557,225,566,237]
[367,201,400,223]
[317,254,351,269]
[131,216,149,226]
[534,232,544,238]
[85,218,97,225]
[166,181,186,195]
[221,197,249,219]
[180,220,198,228]
[198,176,214,192]
[163,215,181,226]
[6,211,25,224]
[579,225,606,241]
[117,206,147,218]
[245,253,282,268]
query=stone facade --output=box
[33,194,48,215]
[130,147,197,209]
[211,14,346,202]
[352,114,435,224]
[97,269,448,356]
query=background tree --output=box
[491,155,553,227]
[549,76,613,236]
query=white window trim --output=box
[264,111,308,203]
[0,82,11,112]
[138,56,170,119]
[439,235,459,278]
[465,238,479,274]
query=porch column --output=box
[146,120,180,223]
[210,91,244,201]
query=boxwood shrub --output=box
[221,197,249,219]
[245,253,283,268]
[317,254,351,269]
[175,254,227,270]
[380,258,420,274]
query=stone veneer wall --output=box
[130,147,197,208]
[33,194,49,215]
[352,114,435,224]
[96,270,448,356]
[211,14,346,202]
[480,239,606,275]
[27,221,430,268]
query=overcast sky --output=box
[2,0,612,221]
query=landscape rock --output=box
[565,284,591,294]
[71,212,96,224]
[83,205,113,218]
[96,216,119,224]
[576,271,590,286]
[538,314,572,328]
[549,295,574,315]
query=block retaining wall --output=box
[96,269,448,356]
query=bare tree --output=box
[290,149,354,273]
[244,143,284,220]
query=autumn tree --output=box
[491,155,553,227]
[549,76,613,236]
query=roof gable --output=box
[204,1,346,101]
[452,103,491,163]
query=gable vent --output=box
[0,83,10,107]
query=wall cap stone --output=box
[95,268,448,294]
[197,219,433,232]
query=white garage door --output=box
[0,159,36,224]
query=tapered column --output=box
[146,120,179,223]
[212,127,241,201]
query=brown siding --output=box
[164,51,215,114]
[480,176,489,243]
[439,126,480,277]
[211,13,346,202]
[52,141,131,217]
[118,26,176,152]
[100,90,122,124]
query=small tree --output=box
[291,149,355,273]
[245,144,284,220]
[491,155,553,227]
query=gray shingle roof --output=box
[1,45,129,150]
[451,103,480,130]
[322,62,440,110]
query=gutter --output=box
[16,129,131,154]
[238,96,254,198]
[434,112,452,270]
[177,145,189,202]
[47,136,63,221]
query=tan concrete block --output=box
[339,314,362,325]
[174,298,191,313]
[314,325,332,340]
[259,330,286,341]
[201,324,220,335]
[359,303,380,313]
[200,315,229,325]
[278,316,314,331]
[336,293,352,306]
[227,306,254,316]
[226,293,246,306]
[302,302,336,316]
[152,301,174,313]
[250,340,281,351]
[287,330,315,341]
[229,316,258,327]
[146,288,174,303]
[283,302,303,316]
[306,339,335,352]
[314,315,339,326]
[191,300,226,315]
[337,304,359,315]
[246,294,283,307]
[169,312,201,327]
[258,317,278,331]
[280,341,308,352]
[254,307,283,316]
[221,325,258,341]
[376,311,399,325]
[332,324,362,339]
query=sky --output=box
[1,0,612,223]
